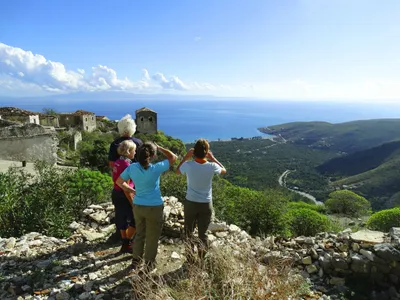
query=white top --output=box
[179,161,222,203]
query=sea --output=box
[4,99,400,143]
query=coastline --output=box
[184,132,275,145]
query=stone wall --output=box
[0,121,58,164]
[0,197,400,299]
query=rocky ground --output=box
[1,196,400,300]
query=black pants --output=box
[111,189,135,230]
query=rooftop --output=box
[0,107,38,116]
[60,110,95,116]
[136,107,156,114]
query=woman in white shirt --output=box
[176,138,226,261]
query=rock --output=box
[329,277,345,286]
[352,242,360,252]
[215,232,228,238]
[295,237,305,244]
[390,227,400,239]
[332,258,348,270]
[79,292,91,300]
[310,248,319,260]
[306,264,318,274]
[56,291,70,300]
[373,243,400,261]
[78,229,106,242]
[360,249,376,261]
[171,252,180,259]
[36,259,53,268]
[69,221,82,230]
[302,256,312,265]
[229,224,241,232]
[163,206,171,220]
[207,234,217,242]
[99,225,115,235]
[89,211,108,224]
[350,229,385,244]
[88,205,103,210]
[208,222,229,233]
[82,209,94,216]
[304,237,315,244]
[351,254,370,273]
[5,237,16,249]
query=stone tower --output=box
[136,107,157,134]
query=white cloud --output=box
[0,43,198,94]
[152,72,188,90]
[142,68,150,81]
[194,36,201,42]
[1,42,400,101]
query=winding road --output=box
[278,170,324,205]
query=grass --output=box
[130,245,311,300]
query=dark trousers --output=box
[184,199,212,253]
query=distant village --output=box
[0,106,158,165]
[0,106,158,134]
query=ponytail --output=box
[138,142,156,169]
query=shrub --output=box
[160,171,187,201]
[0,163,113,238]
[67,168,113,208]
[286,208,330,236]
[287,201,326,214]
[366,207,400,232]
[212,178,290,235]
[325,190,371,217]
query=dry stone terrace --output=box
[1,196,400,300]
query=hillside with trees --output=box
[317,141,400,210]
[259,119,400,153]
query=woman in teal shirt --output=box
[117,142,177,271]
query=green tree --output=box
[325,190,371,217]
[42,108,58,116]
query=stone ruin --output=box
[0,120,58,165]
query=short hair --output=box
[193,138,209,159]
[117,140,136,158]
[118,114,137,137]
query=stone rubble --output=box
[0,196,399,300]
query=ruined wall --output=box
[0,121,58,164]
[40,116,59,127]
[58,115,80,128]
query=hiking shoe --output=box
[119,241,132,254]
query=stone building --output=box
[0,107,40,125]
[58,110,97,132]
[0,120,58,164]
[136,107,157,134]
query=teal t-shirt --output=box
[120,160,170,206]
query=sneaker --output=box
[119,240,132,254]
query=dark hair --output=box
[138,142,156,169]
[193,138,209,159]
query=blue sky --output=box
[0,0,399,100]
